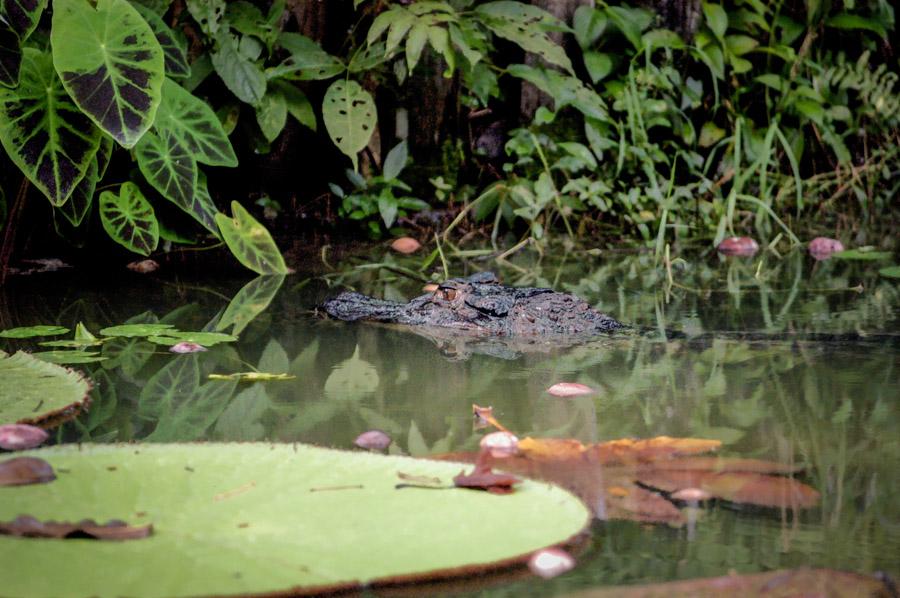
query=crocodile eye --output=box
[440,288,457,301]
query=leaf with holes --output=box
[322,79,376,172]
[99,182,159,256]
[211,30,266,105]
[186,0,225,35]
[0,49,102,206]
[51,0,164,148]
[131,2,190,78]
[155,78,237,167]
[0,0,48,87]
[215,201,288,274]
[270,32,345,81]
[475,2,573,74]
[134,129,204,228]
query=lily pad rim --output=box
[0,351,93,428]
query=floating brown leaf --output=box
[566,568,893,598]
[717,236,759,256]
[0,515,152,540]
[636,470,821,509]
[390,237,421,254]
[453,451,521,494]
[0,457,56,486]
[126,259,160,273]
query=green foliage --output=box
[99,182,159,256]
[215,201,289,274]
[0,350,90,424]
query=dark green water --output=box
[2,245,897,594]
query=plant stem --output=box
[0,178,29,286]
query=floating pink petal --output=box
[0,424,49,451]
[528,548,576,579]
[354,430,392,451]
[717,236,759,256]
[390,237,421,254]
[169,342,208,354]
[480,431,519,458]
[546,382,595,397]
[808,237,845,260]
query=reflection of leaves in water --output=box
[258,339,289,373]
[407,421,428,457]
[216,274,285,335]
[324,346,379,401]
[214,384,268,440]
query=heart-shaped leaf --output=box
[0,0,48,87]
[215,201,288,274]
[255,88,286,142]
[51,0,165,148]
[99,182,159,256]
[154,78,237,166]
[216,274,285,335]
[269,32,345,80]
[322,79,376,171]
[0,49,102,206]
[134,129,201,225]
[131,2,190,78]
[0,443,589,597]
[57,136,114,226]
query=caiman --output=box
[322,272,624,337]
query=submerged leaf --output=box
[0,516,152,540]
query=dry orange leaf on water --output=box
[0,457,55,486]
[435,407,820,523]
[453,452,521,495]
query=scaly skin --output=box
[322,272,623,336]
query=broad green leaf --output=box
[377,192,398,228]
[702,2,728,39]
[878,265,900,279]
[185,0,225,35]
[99,182,159,256]
[725,34,758,56]
[324,345,379,401]
[215,201,288,274]
[475,2,573,74]
[258,338,289,373]
[382,140,408,181]
[831,249,892,260]
[405,22,429,72]
[138,354,199,419]
[427,26,455,75]
[134,129,203,227]
[212,384,268,439]
[1,443,590,596]
[826,13,887,38]
[605,5,654,50]
[190,171,221,236]
[0,325,69,338]
[145,378,237,441]
[255,89,287,142]
[146,331,237,346]
[0,0,48,87]
[573,5,606,49]
[271,80,315,131]
[132,2,190,78]
[212,30,266,104]
[0,350,90,424]
[699,121,726,147]
[216,274,285,335]
[322,79,376,172]
[154,78,237,166]
[642,29,685,51]
[101,337,155,377]
[100,323,174,337]
[74,322,98,344]
[507,64,606,121]
[31,350,106,364]
[51,0,165,148]
[272,32,345,80]
[0,49,102,206]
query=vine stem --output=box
[0,177,30,286]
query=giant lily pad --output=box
[0,443,590,597]
[0,351,91,426]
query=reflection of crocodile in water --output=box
[322,272,624,338]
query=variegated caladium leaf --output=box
[0,0,48,87]
[215,201,288,274]
[99,181,159,256]
[57,136,113,226]
[131,2,190,79]
[154,78,237,166]
[134,128,200,224]
[51,0,165,148]
[0,48,102,206]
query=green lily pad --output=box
[0,326,69,339]
[878,265,900,279]
[100,323,175,338]
[146,331,237,346]
[32,351,106,365]
[830,249,892,260]
[0,443,590,597]
[0,351,91,426]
